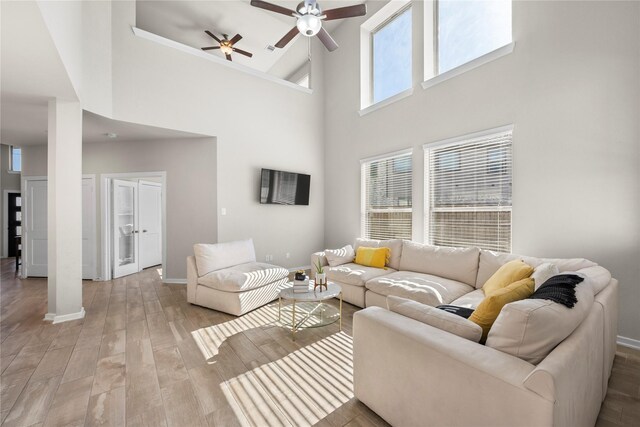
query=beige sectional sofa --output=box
[313,238,618,426]
[187,239,289,316]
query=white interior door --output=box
[138,181,162,269]
[112,179,139,278]
[24,178,97,279]
[25,180,48,277]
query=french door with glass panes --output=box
[112,179,139,278]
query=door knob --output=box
[142,230,148,233]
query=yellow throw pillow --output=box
[483,259,534,295]
[355,246,390,269]
[470,278,535,342]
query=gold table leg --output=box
[339,293,343,332]
[292,300,296,341]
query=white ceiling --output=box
[0,93,208,146]
[135,0,361,76]
[0,1,77,101]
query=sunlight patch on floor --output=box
[223,332,354,427]
[191,304,281,362]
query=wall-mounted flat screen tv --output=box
[260,168,310,205]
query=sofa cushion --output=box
[483,260,533,295]
[486,278,595,364]
[470,278,535,342]
[194,239,256,276]
[387,296,482,342]
[324,245,355,267]
[449,289,486,309]
[399,241,480,287]
[326,263,394,287]
[355,247,389,269]
[475,250,597,288]
[198,262,288,292]
[365,271,475,307]
[355,238,403,270]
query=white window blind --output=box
[361,151,413,240]
[424,128,512,252]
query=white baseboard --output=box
[44,307,86,324]
[617,335,640,350]
[288,265,311,272]
[163,278,187,284]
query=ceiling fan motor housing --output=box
[297,14,322,36]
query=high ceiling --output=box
[136,0,360,79]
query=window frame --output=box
[369,4,413,106]
[8,146,21,173]
[423,0,514,88]
[423,125,514,252]
[361,148,414,240]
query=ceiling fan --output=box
[201,31,253,61]
[250,0,366,52]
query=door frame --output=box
[100,171,167,282]
[21,175,97,279]
[3,189,21,258]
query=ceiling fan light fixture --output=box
[297,14,322,37]
[220,44,233,55]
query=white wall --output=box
[108,1,325,270]
[323,1,640,340]
[21,137,217,281]
[1,144,22,257]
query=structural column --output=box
[45,99,84,323]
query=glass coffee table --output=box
[278,282,342,340]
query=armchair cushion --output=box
[198,262,288,292]
[194,239,256,276]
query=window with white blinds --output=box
[361,150,413,240]
[424,127,512,252]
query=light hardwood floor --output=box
[0,258,638,427]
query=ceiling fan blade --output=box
[275,27,299,49]
[225,53,233,61]
[204,30,222,43]
[250,0,296,17]
[229,34,243,45]
[317,27,338,52]
[201,46,221,50]
[232,47,253,58]
[323,4,367,21]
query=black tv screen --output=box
[260,168,310,205]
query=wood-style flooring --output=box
[0,258,638,427]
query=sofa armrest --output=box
[353,307,551,427]
[187,256,198,303]
[310,251,328,279]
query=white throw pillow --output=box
[324,245,355,267]
[531,262,560,291]
[194,239,256,276]
[387,296,482,342]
